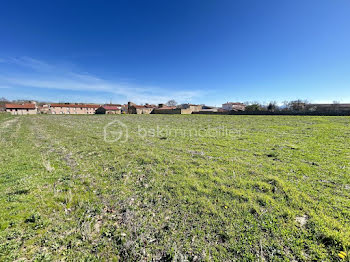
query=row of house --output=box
[4,101,233,115]
[4,102,123,115]
[7,101,349,115]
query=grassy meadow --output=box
[0,114,349,261]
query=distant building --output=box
[130,105,155,114]
[178,104,202,112]
[152,108,193,114]
[96,105,121,114]
[222,102,245,111]
[5,102,37,115]
[121,104,128,114]
[127,102,155,114]
[157,104,177,110]
[152,104,191,114]
[306,103,350,112]
[38,104,50,114]
[199,105,219,112]
[49,103,100,114]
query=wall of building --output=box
[50,107,97,114]
[181,109,193,114]
[152,108,182,114]
[222,104,231,111]
[222,104,245,111]
[189,105,202,112]
[135,108,153,114]
[39,106,50,114]
[106,110,121,114]
[6,109,37,115]
[152,108,193,114]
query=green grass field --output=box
[0,114,349,261]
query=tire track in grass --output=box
[0,117,18,129]
[0,117,19,142]
[27,116,122,260]
[0,116,58,260]
[24,117,90,258]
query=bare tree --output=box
[166,99,177,106]
[287,99,309,111]
[0,97,9,108]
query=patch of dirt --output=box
[42,157,55,172]
[188,150,205,156]
[295,215,308,227]
[319,179,335,184]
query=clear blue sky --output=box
[0,0,349,105]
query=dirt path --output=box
[0,117,18,129]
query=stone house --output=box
[127,102,155,114]
[157,104,177,110]
[49,103,100,114]
[179,104,203,112]
[96,105,121,114]
[152,104,192,114]
[5,102,38,115]
[222,102,246,111]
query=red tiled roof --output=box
[102,105,121,110]
[50,103,100,108]
[5,103,36,109]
